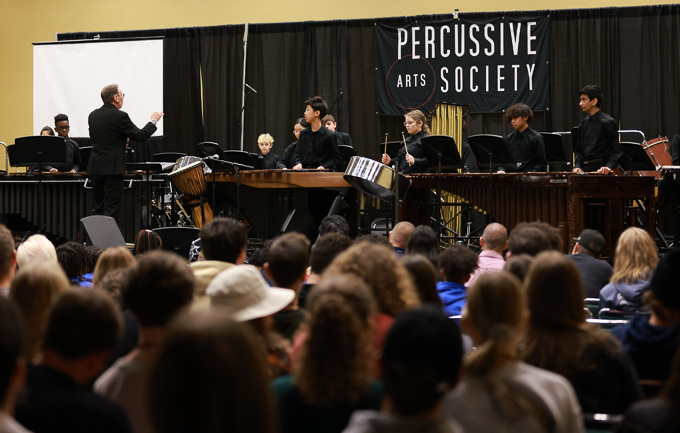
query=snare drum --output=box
[643,136,673,168]
[344,156,410,200]
[168,161,206,198]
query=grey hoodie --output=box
[342,410,463,433]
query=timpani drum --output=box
[343,156,410,200]
[168,157,213,228]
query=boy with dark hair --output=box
[436,245,479,318]
[45,113,81,174]
[344,306,464,433]
[16,290,132,433]
[573,84,623,174]
[95,251,195,433]
[292,96,341,171]
[500,103,547,173]
[0,297,29,433]
[318,214,350,236]
[507,222,552,257]
[266,233,311,340]
[278,118,306,169]
[300,233,353,308]
[322,114,353,148]
[56,242,91,288]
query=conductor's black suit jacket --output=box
[87,103,157,175]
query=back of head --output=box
[324,242,418,316]
[612,227,658,284]
[101,84,119,104]
[266,232,310,288]
[122,251,195,328]
[648,249,680,313]
[134,229,163,256]
[297,274,375,407]
[85,245,103,273]
[56,241,88,280]
[93,246,135,286]
[0,225,13,280]
[464,271,524,376]
[318,215,349,236]
[405,225,440,265]
[199,217,247,263]
[0,297,24,405]
[575,229,605,257]
[390,221,415,248]
[310,233,352,275]
[16,235,57,269]
[481,223,508,252]
[400,254,442,306]
[42,289,122,360]
[10,265,70,360]
[438,245,479,282]
[382,306,462,415]
[503,253,533,283]
[508,222,551,257]
[149,310,274,433]
[524,251,585,330]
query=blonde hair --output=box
[611,227,658,284]
[10,265,70,361]
[296,274,375,407]
[16,235,57,269]
[323,242,419,316]
[257,133,274,146]
[405,110,431,135]
[93,246,135,286]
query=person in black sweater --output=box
[257,133,281,170]
[279,119,306,169]
[500,103,547,173]
[381,109,430,174]
[293,96,340,171]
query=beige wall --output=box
[0,0,670,166]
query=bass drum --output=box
[343,156,410,200]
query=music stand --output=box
[196,142,227,160]
[8,136,68,234]
[467,134,515,172]
[619,142,656,175]
[154,152,186,163]
[248,152,264,170]
[338,145,357,172]
[378,141,404,161]
[79,146,92,171]
[224,150,256,170]
[540,132,570,172]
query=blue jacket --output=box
[599,279,649,312]
[436,281,466,318]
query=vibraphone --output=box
[404,172,656,257]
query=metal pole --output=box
[240,23,249,151]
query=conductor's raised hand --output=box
[151,111,164,122]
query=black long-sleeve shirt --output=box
[502,126,547,172]
[575,110,622,170]
[44,138,82,172]
[294,126,341,171]
[391,130,429,174]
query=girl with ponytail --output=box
[381,109,431,174]
[441,271,584,433]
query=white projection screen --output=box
[33,38,164,138]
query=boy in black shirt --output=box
[292,96,340,171]
[501,103,547,173]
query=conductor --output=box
[88,84,163,218]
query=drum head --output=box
[343,156,410,200]
[168,161,203,178]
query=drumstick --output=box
[384,133,388,155]
[402,132,412,166]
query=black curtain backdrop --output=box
[58,4,680,163]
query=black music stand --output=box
[619,142,656,175]
[467,134,515,172]
[196,142,227,160]
[224,150,256,169]
[421,135,464,242]
[154,152,186,163]
[338,145,357,172]
[8,136,68,234]
[378,141,405,162]
[79,146,92,171]
[540,132,570,172]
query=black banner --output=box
[375,17,550,115]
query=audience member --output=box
[600,227,658,312]
[567,229,613,299]
[0,297,29,433]
[15,290,131,433]
[389,221,415,256]
[344,306,464,433]
[92,246,135,287]
[400,254,442,307]
[503,253,533,282]
[190,217,247,307]
[521,251,642,414]
[94,268,138,363]
[56,242,91,288]
[531,221,564,252]
[15,234,57,270]
[441,271,584,433]
[265,233,311,340]
[353,233,392,248]
[10,265,69,364]
[0,225,17,297]
[436,245,479,318]
[467,222,507,286]
[611,249,680,394]
[273,275,382,433]
[84,245,103,283]
[301,233,352,308]
[133,229,162,256]
[321,243,419,373]
[318,215,350,237]
[404,225,440,269]
[95,251,195,433]
[507,222,551,257]
[148,310,276,433]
